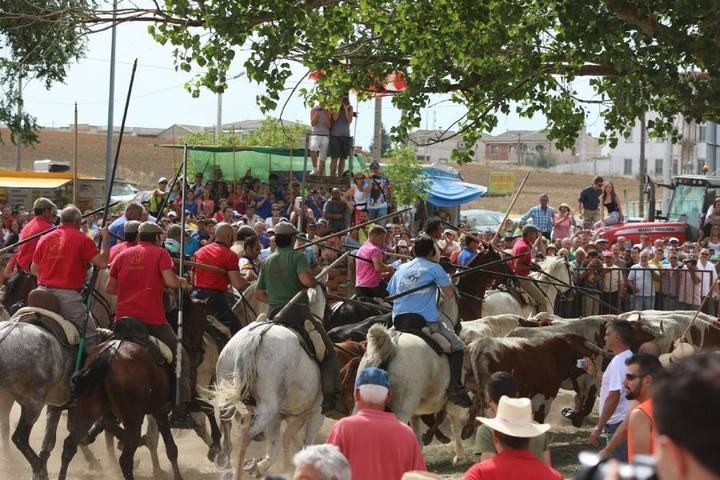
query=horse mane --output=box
[214,327,265,409]
[361,324,397,369]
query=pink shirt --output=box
[327,409,426,480]
[355,241,384,288]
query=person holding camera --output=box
[677,254,702,310]
[583,320,635,460]
[329,95,354,177]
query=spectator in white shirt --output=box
[698,248,718,315]
[627,249,659,310]
[583,319,635,460]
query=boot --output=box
[447,351,472,408]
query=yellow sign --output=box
[488,172,516,195]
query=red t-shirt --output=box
[463,449,562,480]
[327,409,426,480]
[109,240,137,263]
[33,225,99,290]
[511,237,533,276]
[192,242,239,292]
[15,216,54,271]
[110,241,174,326]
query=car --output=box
[459,208,504,233]
[132,190,153,204]
[111,183,138,204]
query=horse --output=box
[0,289,86,480]
[357,290,469,464]
[57,293,207,480]
[232,282,268,328]
[481,256,572,318]
[455,244,513,321]
[214,285,330,476]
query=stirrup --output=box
[447,388,472,408]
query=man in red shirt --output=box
[14,197,57,272]
[327,367,426,480]
[106,221,195,428]
[464,396,561,480]
[510,225,549,311]
[108,220,140,263]
[31,205,109,352]
[191,222,248,333]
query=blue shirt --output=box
[108,215,128,247]
[520,205,555,233]
[256,195,272,219]
[184,235,201,256]
[388,257,451,323]
[457,247,477,267]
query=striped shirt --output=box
[520,206,555,233]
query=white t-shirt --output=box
[628,263,656,296]
[599,349,633,426]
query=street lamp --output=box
[216,72,246,143]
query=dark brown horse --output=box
[456,243,513,321]
[57,293,206,480]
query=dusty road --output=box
[0,389,592,479]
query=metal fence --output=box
[555,266,717,317]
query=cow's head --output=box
[562,333,610,427]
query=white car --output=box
[460,209,504,232]
[111,183,139,204]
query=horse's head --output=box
[536,256,573,294]
[437,286,460,332]
[458,243,513,291]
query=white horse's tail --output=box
[363,324,397,368]
[214,328,265,411]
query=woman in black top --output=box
[594,181,624,229]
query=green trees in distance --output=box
[3,1,720,163]
[181,118,308,149]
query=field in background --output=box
[459,163,640,216]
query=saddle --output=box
[12,289,79,348]
[328,313,392,343]
[391,314,445,355]
[264,305,325,362]
[498,281,535,307]
[112,317,174,364]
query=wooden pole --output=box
[73,102,78,205]
[490,170,531,245]
[293,207,411,251]
[682,274,720,340]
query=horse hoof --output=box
[210,448,226,466]
[32,469,49,480]
[243,458,258,473]
[421,432,433,446]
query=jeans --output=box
[38,286,99,351]
[633,295,654,311]
[367,207,388,220]
[605,421,628,461]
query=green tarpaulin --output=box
[176,146,367,182]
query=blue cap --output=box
[355,367,390,388]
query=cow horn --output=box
[641,325,661,337]
[583,341,610,357]
[660,319,665,334]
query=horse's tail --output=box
[214,329,264,411]
[70,341,117,396]
[363,324,397,369]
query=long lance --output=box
[155,159,185,220]
[1,203,118,258]
[292,207,411,251]
[176,144,189,407]
[76,59,138,371]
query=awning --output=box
[0,176,70,189]
[422,165,487,208]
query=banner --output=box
[488,172,516,195]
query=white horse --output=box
[481,256,572,318]
[357,291,468,464]
[214,285,327,476]
[232,283,268,329]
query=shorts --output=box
[329,136,352,160]
[309,135,329,161]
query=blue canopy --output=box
[421,166,487,208]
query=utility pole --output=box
[373,96,382,162]
[216,91,223,143]
[104,0,118,197]
[639,112,647,218]
[15,70,22,171]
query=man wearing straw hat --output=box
[464,396,562,480]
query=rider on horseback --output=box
[105,221,197,429]
[387,236,472,407]
[31,205,109,353]
[354,225,395,299]
[255,221,345,417]
[191,222,248,334]
[14,197,57,273]
[511,225,550,312]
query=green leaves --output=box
[384,147,430,206]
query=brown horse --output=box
[456,244,513,321]
[57,293,207,480]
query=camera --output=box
[688,258,698,267]
[575,452,658,480]
[577,358,589,369]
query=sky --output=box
[20,17,606,150]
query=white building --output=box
[408,129,490,163]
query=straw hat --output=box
[659,342,696,367]
[476,396,550,438]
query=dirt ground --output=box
[0,389,595,480]
[458,163,640,216]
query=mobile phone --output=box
[577,358,589,369]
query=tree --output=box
[181,117,309,149]
[5,1,720,160]
[383,146,429,207]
